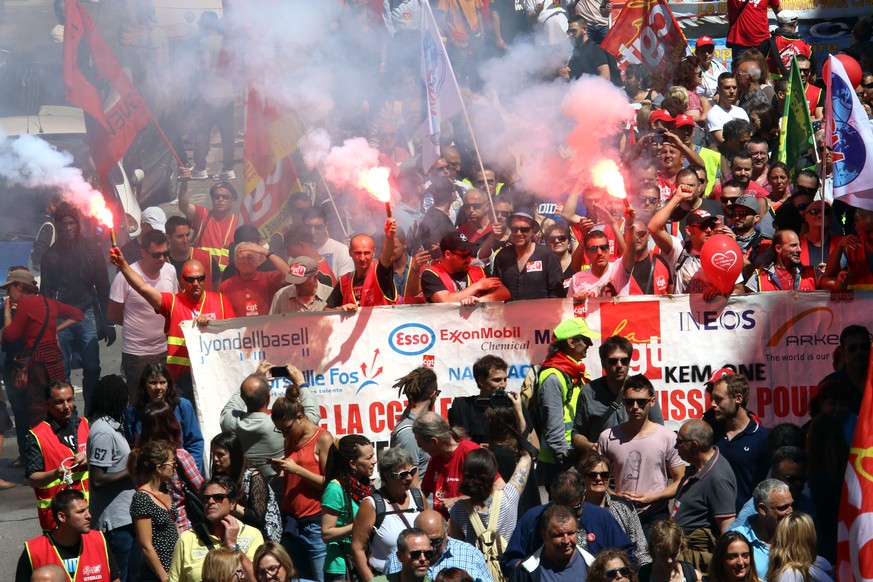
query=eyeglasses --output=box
[202,492,230,503]
[547,235,569,244]
[805,207,823,216]
[451,251,472,259]
[390,467,418,480]
[587,243,610,253]
[159,460,178,468]
[464,202,486,211]
[274,419,298,436]
[586,471,610,480]
[510,226,532,234]
[256,564,282,579]
[408,549,437,560]
[212,194,233,201]
[623,397,652,408]
[182,275,207,284]
[148,250,170,260]
[605,567,631,580]
[794,186,818,196]
[607,357,630,366]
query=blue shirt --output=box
[501,502,636,572]
[384,538,494,582]
[709,417,770,512]
[727,515,770,580]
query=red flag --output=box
[601,0,688,93]
[63,0,154,178]
[837,339,873,581]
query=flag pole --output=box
[150,116,186,170]
[458,102,500,224]
[822,56,831,252]
[290,111,349,239]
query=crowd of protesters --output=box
[2,1,873,582]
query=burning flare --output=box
[358,166,392,216]
[591,159,627,200]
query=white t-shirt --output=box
[318,237,354,278]
[665,235,700,294]
[697,60,728,99]
[569,261,632,297]
[706,102,750,135]
[109,261,178,355]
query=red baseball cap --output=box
[706,367,735,386]
[649,109,674,125]
[696,36,715,48]
[674,114,695,128]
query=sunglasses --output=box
[587,243,610,253]
[391,467,418,480]
[607,357,630,366]
[805,207,824,216]
[547,235,569,244]
[605,567,631,580]
[451,251,472,259]
[159,460,178,468]
[781,473,807,484]
[464,202,486,211]
[212,194,233,201]
[638,196,659,205]
[690,223,715,232]
[623,397,652,408]
[408,549,437,560]
[202,493,230,503]
[429,536,445,549]
[496,210,512,218]
[510,226,532,234]
[586,471,610,480]
[722,197,739,205]
[256,564,282,579]
[794,186,818,196]
[798,68,811,74]
[148,250,170,260]
[182,275,207,284]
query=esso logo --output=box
[389,323,436,356]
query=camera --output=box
[490,389,513,409]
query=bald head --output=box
[414,509,447,538]
[180,260,207,299]
[31,564,67,582]
[241,374,271,412]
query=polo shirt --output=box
[492,244,565,300]
[573,377,664,443]
[168,518,264,582]
[709,418,770,511]
[726,515,770,580]
[672,447,737,533]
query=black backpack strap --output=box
[410,488,424,511]
[371,490,387,531]
[192,523,216,550]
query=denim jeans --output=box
[104,524,142,582]
[282,516,326,582]
[57,307,100,406]
[588,24,609,44]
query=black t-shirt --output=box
[448,396,535,444]
[420,269,470,301]
[16,534,120,582]
[569,40,609,80]
[326,262,396,308]
[415,207,455,251]
[490,0,532,44]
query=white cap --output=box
[777,10,798,24]
[141,207,167,233]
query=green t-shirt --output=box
[321,479,360,574]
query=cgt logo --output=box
[389,323,436,356]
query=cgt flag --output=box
[837,338,873,581]
[601,0,687,93]
[778,56,816,175]
[420,0,464,173]
[825,55,873,211]
[63,0,154,179]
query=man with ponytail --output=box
[391,368,442,480]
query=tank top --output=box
[281,426,325,518]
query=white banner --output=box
[184,292,871,447]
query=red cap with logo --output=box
[696,36,715,48]
[673,114,695,128]
[706,367,735,386]
[649,109,675,125]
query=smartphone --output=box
[652,129,666,145]
[270,366,291,378]
[429,247,442,260]
[715,215,724,229]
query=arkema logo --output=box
[389,323,436,356]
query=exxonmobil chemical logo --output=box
[388,323,436,356]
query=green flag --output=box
[778,56,817,173]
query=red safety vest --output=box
[806,84,823,115]
[338,264,397,307]
[799,235,842,268]
[30,420,90,531]
[26,531,111,582]
[424,262,487,298]
[846,244,873,289]
[193,211,237,271]
[162,291,233,380]
[628,253,671,295]
[753,265,817,291]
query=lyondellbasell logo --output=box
[600,301,663,380]
[388,323,436,356]
[422,355,435,368]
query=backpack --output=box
[464,489,507,582]
[524,366,574,435]
[370,487,425,532]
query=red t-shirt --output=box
[727,0,780,46]
[421,439,480,517]
[218,271,287,317]
[3,295,82,348]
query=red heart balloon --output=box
[700,234,744,294]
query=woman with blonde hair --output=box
[766,513,832,582]
[202,548,246,582]
[638,520,701,582]
[254,542,314,582]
